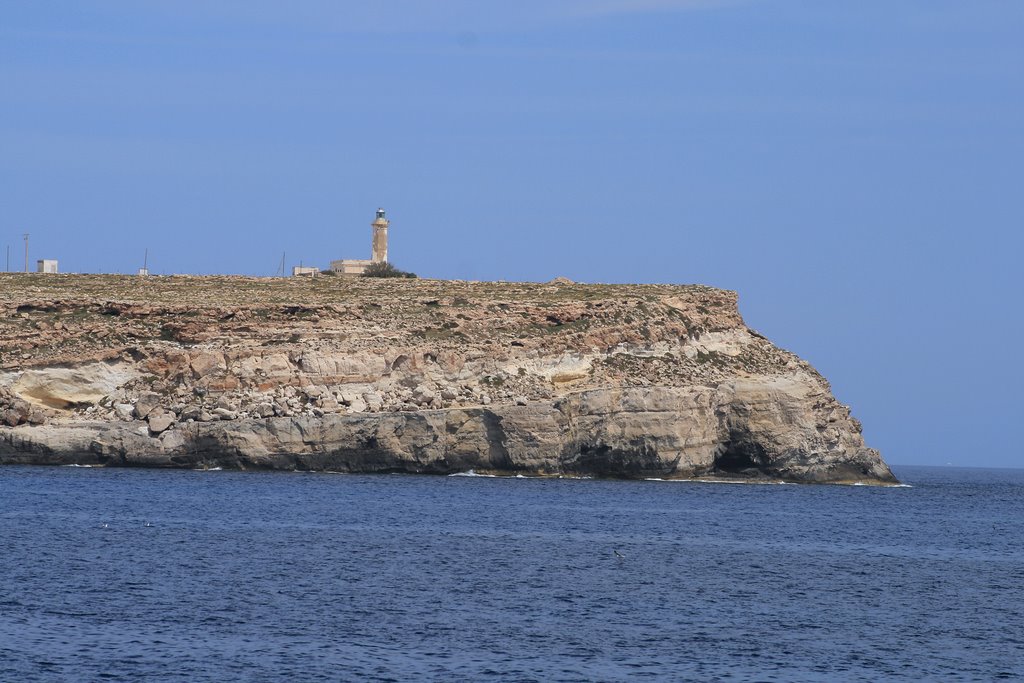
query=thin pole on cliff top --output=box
[23,233,28,273]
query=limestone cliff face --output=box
[0,274,896,484]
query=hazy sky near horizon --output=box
[2,1,1022,468]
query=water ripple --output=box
[0,465,1021,681]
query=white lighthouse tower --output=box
[371,208,389,263]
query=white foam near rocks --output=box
[448,469,497,478]
[646,477,795,485]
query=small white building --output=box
[36,259,58,274]
[292,266,320,277]
[327,259,372,276]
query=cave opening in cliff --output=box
[714,439,771,475]
[574,443,663,478]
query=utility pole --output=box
[23,233,29,273]
[5,245,9,272]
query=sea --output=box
[1,465,1021,682]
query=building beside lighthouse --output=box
[329,208,390,276]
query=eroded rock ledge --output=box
[0,274,897,484]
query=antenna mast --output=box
[23,233,29,273]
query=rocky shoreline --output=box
[0,274,897,484]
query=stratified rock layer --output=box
[0,274,897,484]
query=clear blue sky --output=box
[2,1,1022,467]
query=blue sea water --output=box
[0,465,1021,682]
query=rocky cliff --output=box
[0,274,896,484]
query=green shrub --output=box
[361,262,417,278]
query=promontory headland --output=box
[0,274,897,484]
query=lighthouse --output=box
[371,208,389,263]
[327,207,393,275]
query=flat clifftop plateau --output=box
[0,274,897,484]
